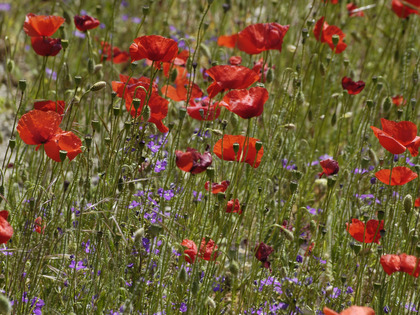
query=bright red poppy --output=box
[226,199,242,214]
[323,306,375,315]
[159,50,190,78]
[375,166,418,186]
[206,65,260,98]
[0,211,13,244]
[380,254,420,277]
[213,135,264,168]
[415,197,420,207]
[371,118,420,156]
[392,95,406,106]
[204,180,230,194]
[347,3,365,17]
[391,0,420,18]
[229,56,242,65]
[34,217,45,234]
[318,159,339,178]
[34,100,66,115]
[175,148,212,174]
[74,15,100,31]
[221,87,269,119]
[313,17,347,54]
[346,219,384,244]
[342,77,365,95]
[199,238,218,261]
[255,242,274,270]
[181,239,197,264]
[30,37,62,57]
[129,35,178,66]
[43,130,83,162]
[100,42,130,64]
[161,74,203,102]
[24,13,65,37]
[187,98,221,121]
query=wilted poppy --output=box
[186,98,221,121]
[380,253,420,277]
[181,239,197,264]
[375,166,418,186]
[34,100,66,115]
[198,238,218,261]
[213,135,263,168]
[226,199,242,214]
[313,17,347,54]
[204,180,230,194]
[342,77,365,95]
[206,65,260,98]
[24,13,65,37]
[255,242,274,270]
[229,56,242,65]
[100,42,130,64]
[392,95,406,106]
[371,118,420,156]
[175,148,212,174]
[347,3,365,17]
[74,15,100,31]
[391,0,420,18]
[129,35,178,66]
[221,87,269,119]
[0,211,13,244]
[318,159,339,178]
[346,218,384,244]
[30,37,62,57]
[323,306,375,315]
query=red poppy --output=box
[218,23,289,55]
[323,306,375,315]
[252,58,272,82]
[23,13,65,37]
[380,254,420,277]
[324,0,339,3]
[346,219,384,244]
[100,42,130,64]
[347,3,365,17]
[30,37,62,57]
[391,0,420,18]
[160,50,190,78]
[161,77,203,102]
[213,135,264,168]
[34,100,66,115]
[318,159,339,178]
[392,95,406,106]
[198,238,218,261]
[175,148,212,174]
[371,118,420,156]
[226,199,242,214]
[74,15,100,31]
[129,35,178,66]
[181,239,197,264]
[415,197,420,207]
[375,166,418,186]
[204,180,230,194]
[34,217,45,234]
[342,77,365,95]
[186,98,221,121]
[206,65,260,98]
[255,242,274,269]
[229,56,242,65]
[0,211,13,244]
[43,130,83,162]
[221,87,269,119]
[313,17,347,54]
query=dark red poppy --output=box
[392,95,406,106]
[226,199,242,214]
[347,3,365,17]
[198,238,218,261]
[371,118,420,156]
[43,130,83,162]
[346,219,384,244]
[375,166,418,186]
[213,135,263,168]
[380,254,420,277]
[221,87,269,119]
[30,37,62,57]
[342,77,365,95]
[181,239,197,264]
[255,242,274,269]
[175,148,212,174]
[318,159,339,178]
[34,100,66,115]
[323,306,375,315]
[23,13,65,37]
[206,65,260,98]
[391,0,420,18]
[229,56,242,65]
[74,15,100,31]
[100,42,130,64]
[204,180,230,194]
[34,217,45,234]
[313,17,347,54]
[0,211,13,244]
[129,35,178,66]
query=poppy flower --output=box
[392,95,406,106]
[313,17,347,54]
[34,217,45,234]
[198,238,218,261]
[391,0,420,18]
[23,13,65,37]
[318,159,339,178]
[252,58,272,82]
[375,166,418,186]
[323,306,375,315]
[206,65,260,98]
[204,180,230,194]
[346,218,384,244]
[30,37,62,57]
[159,50,190,78]
[226,199,242,214]
[371,118,420,156]
[221,87,269,119]
[324,0,339,3]
[43,130,83,162]
[175,148,212,174]
[415,197,420,207]
[213,135,264,168]
[129,35,178,66]
[74,15,100,31]
[100,42,130,64]
[161,77,203,102]
[380,254,420,277]
[347,3,365,17]
[187,98,221,121]
[181,239,197,264]
[0,211,13,244]
[229,56,242,65]
[342,77,365,95]
[34,100,66,115]
[255,242,274,270]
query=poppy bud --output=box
[229,260,239,275]
[397,109,403,119]
[0,293,11,315]
[142,5,150,15]
[8,139,15,150]
[6,59,13,72]
[377,82,383,92]
[84,136,92,148]
[179,107,187,120]
[289,180,298,193]
[142,105,150,121]
[382,96,391,112]
[233,143,240,154]
[130,61,138,70]
[124,121,131,132]
[18,79,26,92]
[191,280,199,296]
[266,67,274,83]
[404,194,413,215]
[280,226,294,241]
[87,58,95,74]
[343,59,349,67]
[90,81,107,92]
[331,112,337,126]
[91,120,100,132]
[368,148,378,166]
[231,114,238,128]
[178,267,188,283]
[133,227,145,244]
[205,296,216,309]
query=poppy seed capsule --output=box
[142,105,150,121]
[8,139,15,150]
[404,194,413,214]
[142,5,149,15]
[332,34,340,46]
[59,150,67,162]
[84,136,92,148]
[178,107,187,120]
[18,79,26,92]
[255,141,263,152]
[91,120,100,132]
[74,76,82,86]
[0,293,11,315]
[233,143,240,154]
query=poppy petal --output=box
[30,36,62,57]
[24,13,65,37]
[380,118,417,146]
[342,77,365,95]
[17,110,62,146]
[222,87,269,119]
[129,35,178,63]
[380,254,401,275]
[34,100,66,115]
[0,210,13,244]
[375,166,418,186]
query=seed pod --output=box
[0,293,12,315]
[133,228,145,244]
[90,81,107,92]
[229,260,239,275]
[404,194,413,215]
[178,267,188,283]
